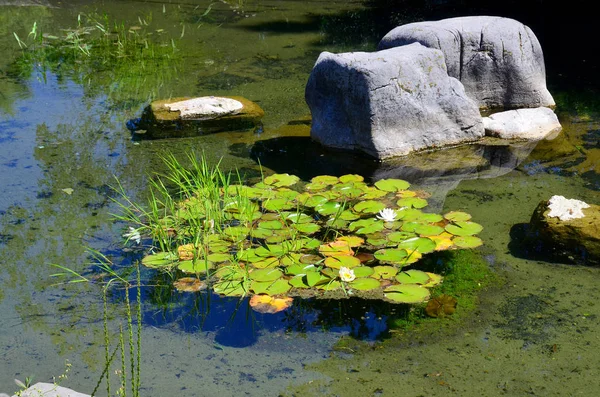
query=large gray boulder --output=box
[305,43,484,159]
[378,16,555,110]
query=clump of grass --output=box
[13,12,181,107]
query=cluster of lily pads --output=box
[139,173,483,311]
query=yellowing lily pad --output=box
[372,265,398,280]
[249,295,293,313]
[336,235,365,247]
[263,173,300,187]
[339,174,364,183]
[324,255,361,269]
[396,197,428,209]
[311,175,339,185]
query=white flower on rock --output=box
[376,208,397,222]
[547,195,590,221]
[339,266,356,282]
[123,227,141,245]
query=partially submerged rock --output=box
[13,383,90,397]
[483,107,562,140]
[378,16,555,110]
[528,196,600,264]
[136,96,264,138]
[305,43,484,159]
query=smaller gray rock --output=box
[305,43,484,159]
[483,107,562,139]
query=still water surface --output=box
[1,1,600,395]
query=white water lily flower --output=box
[339,266,356,282]
[376,208,397,222]
[123,227,141,245]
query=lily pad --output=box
[349,277,381,291]
[374,179,410,192]
[397,237,436,254]
[263,173,300,187]
[445,221,484,236]
[249,295,293,313]
[206,252,231,263]
[285,213,314,224]
[412,224,445,236]
[251,257,280,269]
[178,260,215,274]
[292,222,320,234]
[250,268,283,282]
[213,279,249,297]
[258,220,284,230]
[262,198,294,212]
[425,295,457,318]
[371,265,398,280]
[142,252,178,268]
[315,201,343,216]
[250,278,291,295]
[311,175,339,185]
[384,284,430,303]
[336,235,365,247]
[395,269,431,284]
[396,197,428,209]
[423,272,443,287]
[453,235,483,248]
[324,255,361,269]
[319,241,354,257]
[339,174,364,183]
[352,266,375,278]
[444,211,472,222]
[353,200,386,214]
[316,280,342,291]
[349,219,384,235]
[374,248,408,265]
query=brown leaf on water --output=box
[425,295,458,318]
[173,277,206,292]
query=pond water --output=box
[1,1,600,396]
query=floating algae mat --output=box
[137,169,483,313]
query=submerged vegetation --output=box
[115,153,484,314]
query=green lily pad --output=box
[349,219,384,234]
[338,210,360,221]
[292,222,320,234]
[397,208,426,222]
[206,252,231,263]
[384,284,430,303]
[258,220,284,230]
[289,275,310,288]
[339,174,364,183]
[223,226,250,241]
[213,279,249,297]
[251,257,280,269]
[250,228,273,239]
[453,235,483,248]
[349,277,381,291]
[360,187,388,199]
[324,255,361,269]
[304,182,328,192]
[178,260,215,274]
[215,266,246,280]
[285,213,314,224]
[311,175,339,185]
[412,224,445,236]
[255,244,286,258]
[315,201,343,216]
[374,179,410,192]
[352,266,375,278]
[316,280,342,291]
[250,279,291,295]
[250,268,283,282]
[445,221,483,236]
[371,265,398,280]
[262,198,294,212]
[397,237,436,254]
[396,197,428,209]
[142,252,178,268]
[387,231,418,243]
[418,213,444,223]
[444,211,472,222]
[395,269,431,284]
[353,200,386,214]
[263,173,300,187]
[374,248,408,265]
[305,269,330,287]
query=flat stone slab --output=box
[483,107,562,139]
[12,383,90,397]
[136,96,264,138]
